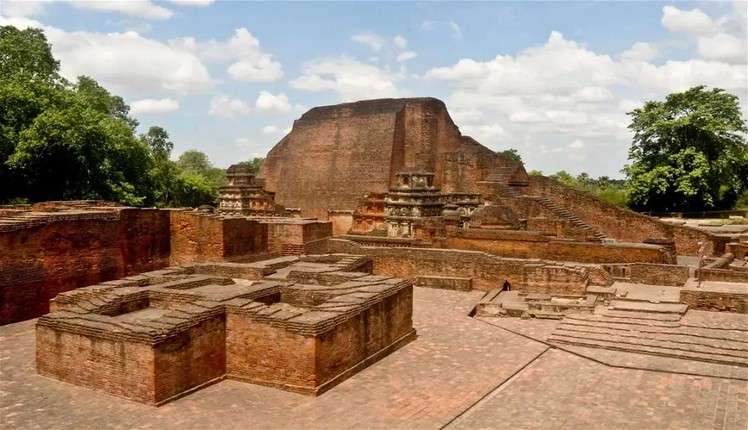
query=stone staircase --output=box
[548,307,748,367]
[530,195,608,241]
[479,178,607,241]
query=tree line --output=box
[501,86,748,212]
[0,25,263,207]
[3,26,746,213]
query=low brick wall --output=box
[698,268,748,283]
[261,219,332,256]
[226,283,414,394]
[169,212,267,265]
[36,315,226,405]
[603,263,690,286]
[414,275,472,291]
[444,228,671,264]
[1,209,170,324]
[309,238,611,293]
[680,286,748,313]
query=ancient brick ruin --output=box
[1,97,746,414]
[37,254,414,404]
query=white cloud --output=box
[2,0,177,20]
[660,5,746,64]
[421,20,463,39]
[167,0,215,6]
[568,139,585,150]
[170,28,283,82]
[290,57,401,101]
[0,16,214,96]
[352,32,386,51]
[661,6,715,35]
[396,51,417,62]
[697,32,746,63]
[620,42,659,62]
[460,123,507,144]
[70,1,174,20]
[255,91,291,113]
[130,98,180,115]
[393,35,407,49]
[509,111,544,123]
[1,0,46,17]
[573,86,614,103]
[209,95,252,118]
[426,21,746,176]
[261,125,279,134]
[234,137,253,147]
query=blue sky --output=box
[2,1,746,177]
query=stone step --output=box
[548,334,748,367]
[552,329,748,360]
[555,324,748,352]
[608,300,688,314]
[598,309,682,321]
[560,318,747,343]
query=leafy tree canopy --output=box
[624,86,748,212]
[0,26,60,82]
[238,157,264,173]
[0,26,226,208]
[496,148,522,163]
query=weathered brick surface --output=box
[1,208,170,324]
[36,325,156,402]
[527,175,720,256]
[681,284,748,313]
[169,211,267,264]
[35,255,415,403]
[261,98,520,218]
[603,262,690,286]
[445,227,671,264]
[311,238,611,293]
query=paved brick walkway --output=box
[2,287,746,429]
[1,288,547,429]
[448,348,748,430]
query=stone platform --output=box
[2,288,747,429]
[35,254,415,404]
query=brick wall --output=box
[226,286,413,394]
[444,228,671,264]
[37,315,226,405]
[36,326,155,403]
[260,98,522,218]
[603,263,690,286]
[328,211,354,236]
[1,210,170,324]
[311,238,611,292]
[2,209,273,325]
[698,268,748,283]
[680,288,748,313]
[169,212,268,264]
[527,176,718,256]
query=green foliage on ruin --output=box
[496,148,522,163]
[238,157,264,173]
[549,171,630,208]
[0,26,225,208]
[624,86,748,212]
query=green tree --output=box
[177,150,212,173]
[141,126,173,160]
[0,26,60,82]
[496,148,522,163]
[624,86,748,212]
[239,157,264,173]
[549,170,630,208]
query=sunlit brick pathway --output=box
[2,287,745,429]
